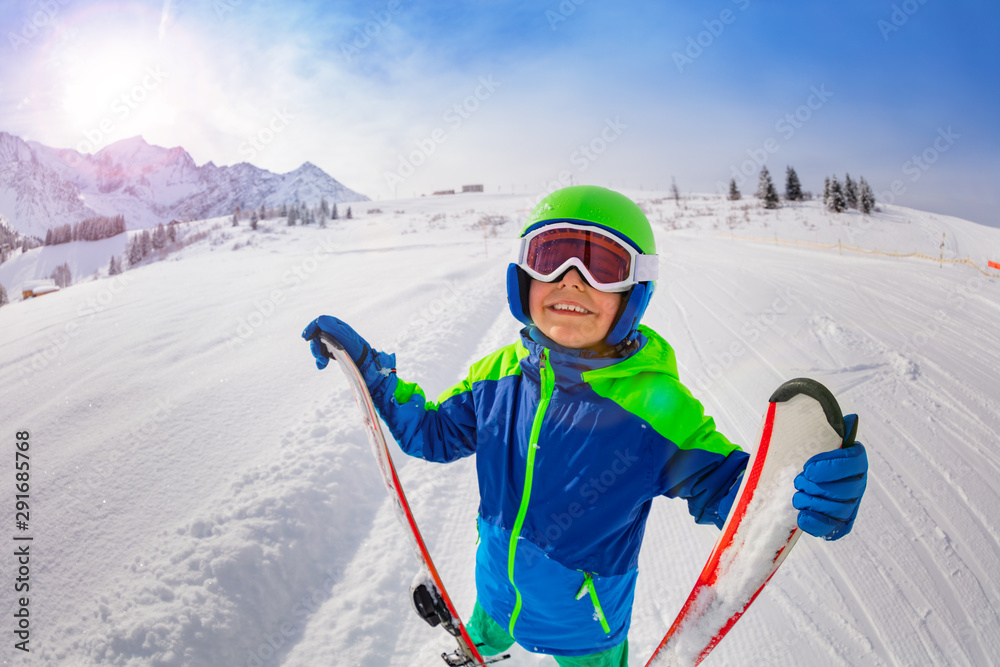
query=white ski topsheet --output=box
[652,393,843,667]
[1,194,999,666]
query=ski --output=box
[318,333,509,667]
[646,378,854,667]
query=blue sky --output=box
[1,0,997,226]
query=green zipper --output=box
[576,572,611,634]
[507,350,554,637]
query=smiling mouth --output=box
[548,303,593,315]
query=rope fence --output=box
[717,232,1000,278]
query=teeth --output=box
[551,303,590,314]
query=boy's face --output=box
[528,268,623,351]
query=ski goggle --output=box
[512,223,658,292]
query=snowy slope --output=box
[0,193,998,666]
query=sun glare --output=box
[59,37,175,152]
[62,45,141,122]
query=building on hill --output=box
[462,184,484,193]
[21,279,59,300]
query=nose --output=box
[558,267,588,289]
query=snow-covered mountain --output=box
[0,132,369,237]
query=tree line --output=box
[727,167,876,214]
[232,198,353,230]
[45,214,127,246]
[124,221,181,269]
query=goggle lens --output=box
[525,227,632,285]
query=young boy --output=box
[302,185,868,666]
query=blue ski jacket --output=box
[366,325,748,656]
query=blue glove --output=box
[302,316,371,369]
[793,414,867,540]
[301,316,398,399]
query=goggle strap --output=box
[634,254,659,282]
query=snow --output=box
[1,192,999,666]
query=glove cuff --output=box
[359,348,398,402]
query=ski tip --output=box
[768,378,845,440]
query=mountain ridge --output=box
[0,132,369,236]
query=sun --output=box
[56,33,176,154]
[62,44,148,128]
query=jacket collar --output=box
[517,324,679,382]
[517,326,646,388]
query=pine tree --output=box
[671,177,681,204]
[140,230,152,257]
[50,262,72,288]
[823,176,832,208]
[259,203,266,221]
[287,207,298,226]
[757,167,780,209]
[728,178,741,201]
[127,235,144,266]
[250,211,259,230]
[785,166,803,201]
[0,283,8,308]
[332,203,338,220]
[152,224,167,250]
[858,177,876,214]
[844,173,859,209]
[346,206,353,219]
[108,255,122,276]
[828,176,847,213]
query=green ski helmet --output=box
[507,185,658,347]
